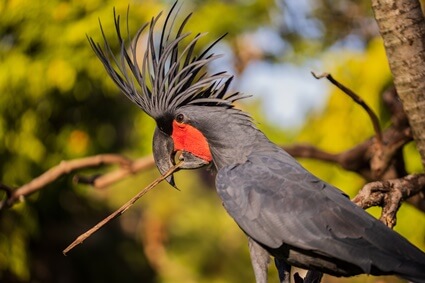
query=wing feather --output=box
[216,150,425,276]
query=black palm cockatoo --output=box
[89,3,425,283]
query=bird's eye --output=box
[175,113,185,124]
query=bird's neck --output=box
[193,108,273,170]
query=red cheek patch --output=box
[171,120,212,162]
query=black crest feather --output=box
[88,2,246,119]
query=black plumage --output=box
[217,149,425,281]
[90,3,425,283]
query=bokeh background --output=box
[1,0,424,282]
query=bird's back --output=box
[216,145,425,282]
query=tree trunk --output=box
[371,0,425,166]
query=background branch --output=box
[0,154,153,210]
[311,72,383,145]
[74,156,155,189]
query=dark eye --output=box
[175,113,185,123]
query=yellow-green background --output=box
[1,0,424,282]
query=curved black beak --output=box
[153,127,177,188]
[153,127,211,188]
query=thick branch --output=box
[372,0,425,167]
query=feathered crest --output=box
[88,2,245,119]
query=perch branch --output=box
[63,161,183,255]
[352,174,425,228]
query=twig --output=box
[0,154,131,210]
[311,72,383,145]
[63,161,183,255]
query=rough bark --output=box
[371,0,425,166]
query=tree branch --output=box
[284,121,412,181]
[352,173,425,228]
[284,142,371,178]
[371,0,425,167]
[0,154,149,210]
[74,156,155,189]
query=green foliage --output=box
[0,0,160,281]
